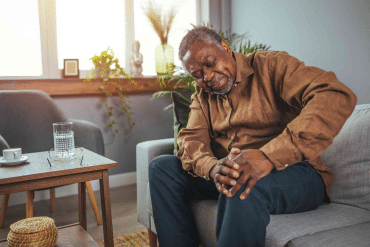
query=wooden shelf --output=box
[0,77,172,98]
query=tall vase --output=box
[155,43,175,75]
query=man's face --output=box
[182,39,237,95]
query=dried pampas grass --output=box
[142,0,177,45]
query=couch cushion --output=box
[287,221,370,247]
[321,104,370,210]
[189,200,370,247]
[266,203,370,247]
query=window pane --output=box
[0,0,42,76]
[135,0,197,75]
[56,0,126,70]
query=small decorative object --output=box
[7,216,58,247]
[142,0,177,75]
[63,59,79,78]
[130,40,144,77]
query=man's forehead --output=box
[183,39,213,61]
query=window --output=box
[0,0,42,77]
[0,0,198,79]
[56,0,126,71]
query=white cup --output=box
[3,148,22,161]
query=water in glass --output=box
[53,122,75,158]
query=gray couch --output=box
[136,104,370,247]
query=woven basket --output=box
[7,216,58,247]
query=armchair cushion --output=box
[72,119,104,156]
[0,90,65,153]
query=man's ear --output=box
[221,40,232,55]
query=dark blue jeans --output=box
[149,155,325,247]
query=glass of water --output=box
[52,122,75,159]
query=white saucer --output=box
[0,155,28,166]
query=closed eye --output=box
[205,57,216,67]
[192,71,202,79]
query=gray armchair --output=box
[0,90,105,227]
[137,104,370,247]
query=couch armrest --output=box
[70,119,105,156]
[136,138,174,228]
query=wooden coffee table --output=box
[0,149,117,247]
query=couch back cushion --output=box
[321,104,370,210]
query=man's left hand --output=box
[228,149,274,200]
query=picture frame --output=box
[63,59,79,78]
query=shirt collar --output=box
[233,51,254,83]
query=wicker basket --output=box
[7,216,58,247]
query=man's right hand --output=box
[209,148,241,196]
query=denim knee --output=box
[149,155,180,180]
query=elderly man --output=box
[149,26,357,247]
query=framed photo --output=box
[63,59,79,78]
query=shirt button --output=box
[230,136,234,140]
[285,164,289,167]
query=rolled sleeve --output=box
[261,51,357,168]
[176,93,218,180]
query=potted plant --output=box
[85,47,137,135]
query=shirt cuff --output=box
[260,131,303,170]
[197,156,218,180]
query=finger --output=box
[215,173,237,187]
[228,148,241,161]
[215,181,229,195]
[221,158,239,170]
[227,183,242,197]
[220,166,240,179]
[230,147,241,155]
[240,178,257,200]
[228,171,251,197]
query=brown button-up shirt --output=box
[176,50,357,197]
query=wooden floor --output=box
[0,184,146,242]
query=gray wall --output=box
[231,0,370,104]
[53,93,173,175]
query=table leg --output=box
[50,188,56,213]
[78,182,87,230]
[100,170,114,247]
[26,191,34,218]
[0,194,10,228]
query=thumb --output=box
[230,147,241,154]
[228,148,241,160]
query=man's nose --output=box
[203,68,213,82]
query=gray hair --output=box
[178,26,223,61]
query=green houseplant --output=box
[85,47,137,135]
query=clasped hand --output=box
[209,148,274,200]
